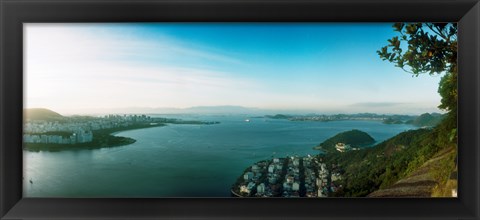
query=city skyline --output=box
[25,23,445,115]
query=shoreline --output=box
[23,123,165,152]
[23,119,220,152]
[109,124,165,136]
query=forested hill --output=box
[323,122,456,197]
[406,113,444,127]
[315,129,375,151]
[368,146,457,197]
[24,108,65,121]
[383,113,444,127]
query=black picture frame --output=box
[1,0,479,219]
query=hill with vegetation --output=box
[382,117,404,124]
[406,113,444,127]
[368,146,457,197]
[24,108,65,121]
[382,113,443,127]
[314,129,375,151]
[265,114,291,119]
[323,118,456,197]
[234,23,458,198]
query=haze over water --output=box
[24,115,415,197]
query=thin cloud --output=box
[24,24,255,113]
[25,24,244,67]
[24,23,443,115]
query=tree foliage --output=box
[324,128,451,197]
[377,22,457,138]
[319,25,459,197]
[378,23,457,76]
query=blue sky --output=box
[25,23,445,115]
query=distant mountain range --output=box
[406,113,444,127]
[115,105,271,115]
[24,106,270,119]
[24,107,444,124]
[176,105,265,114]
[54,106,313,115]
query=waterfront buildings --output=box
[335,143,352,152]
[233,155,342,198]
[23,114,153,145]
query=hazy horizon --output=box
[25,23,444,116]
[26,105,443,117]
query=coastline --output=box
[23,123,165,152]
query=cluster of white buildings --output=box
[234,154,344,198]
[281,157,302,197]
[335,142,361,153]
[290,115,387,122]
[23,114,153,145]
[239,161,270,196]
[237,158,286,197]
[303,156,321,197]
[265,158,284,195]
[335,143,352,152]
[23,130,93,145]
[317,162,330,197]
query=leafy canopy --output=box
[378,23,457,119]
[378,23,457,142]
[377,23,457,76]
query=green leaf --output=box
[449,128,457,142]
[393,23,404,32]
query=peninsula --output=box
[233,124,457,197]
[23,108,219,151]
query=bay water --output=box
[23,115,415,197]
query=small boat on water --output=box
[245,119,250,122]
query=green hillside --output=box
[315,129,375,151]
[368,146,457,197]
[265,114,291,119]
[24,108,65,121]
[406,113,444,127]
[323,118,456,197]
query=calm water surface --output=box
[23,115,416,197]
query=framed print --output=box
[20,22,460,199]
[1,0,479,219]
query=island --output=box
[313,129,375,152]
[264,112,444,128]
[265,113,409,122]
